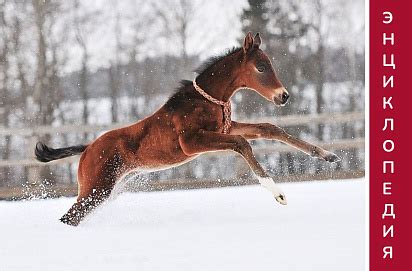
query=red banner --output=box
[370,0,412,269]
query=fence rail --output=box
[0,111,364,136]
[0,138,364,167]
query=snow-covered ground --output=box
[0,179,365,271]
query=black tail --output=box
[35,142,88,163]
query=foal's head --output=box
[236,32,289,106]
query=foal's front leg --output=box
[230,121,341,162]
[179,130,287,205]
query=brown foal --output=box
[35,32,340,226]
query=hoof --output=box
[324,152,341,163]
[60,215,80,227]
[275,194,287,205]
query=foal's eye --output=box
[257,65,266,73]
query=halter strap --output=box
[193,79,232,134]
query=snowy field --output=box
[0,179,365,271]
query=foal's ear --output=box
[243,32,254,54]
[253,33,262,48]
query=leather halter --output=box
[193,79,232,134]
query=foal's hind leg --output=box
[60,153,123,226]
[60,185,114,226]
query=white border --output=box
[364,0,370,270]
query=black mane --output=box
[194,47,241,75]
[164,80,195,112]
[164,47,242,112]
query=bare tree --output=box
[125,0,149,119]
[0,0,11,185]
[73,0,101,137]
[153,0,196,78]
[108,8,123,123]
[74,0,90,128]
[32,0,49,123]
[312,0,326,142]
[31,0,69,184]
[305,0,343,172]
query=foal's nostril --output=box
[281,92,289,104]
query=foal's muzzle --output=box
[273,88,289,106]
[281,92,289,104]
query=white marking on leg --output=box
[257,176,282,196]
[257,176,287,205]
